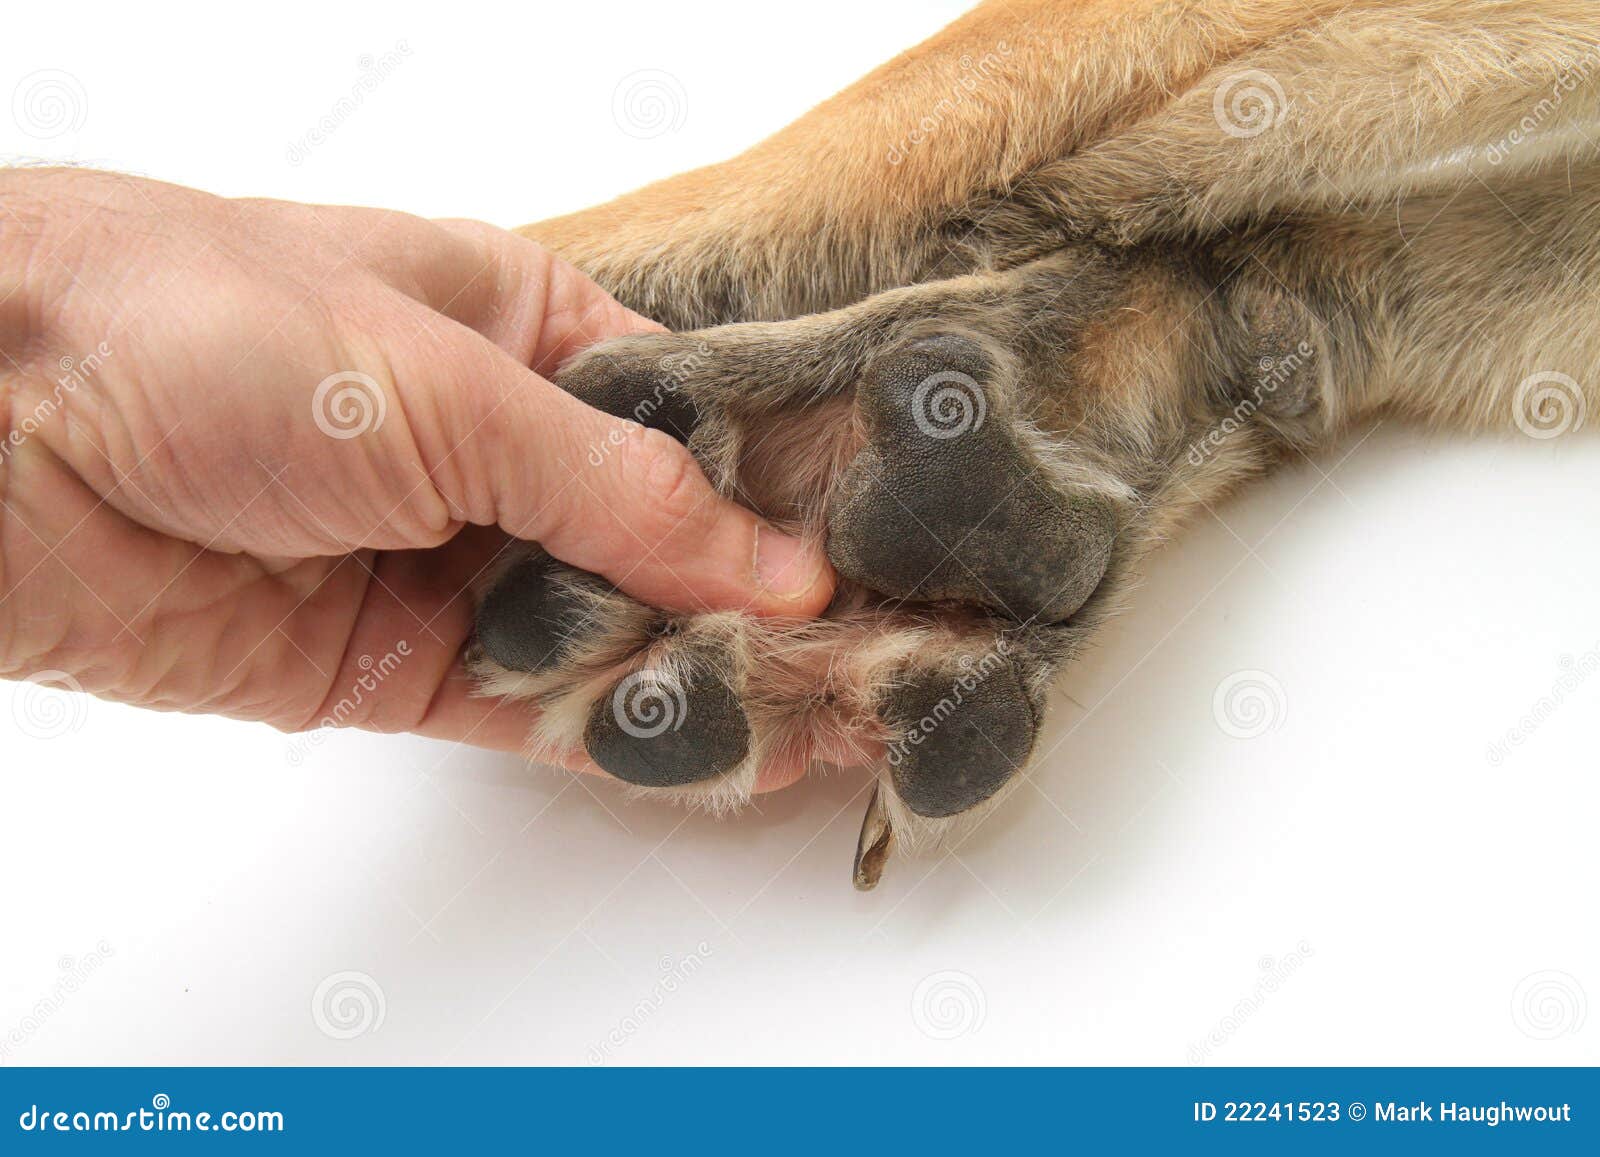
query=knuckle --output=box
[618,425,705,526]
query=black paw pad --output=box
[880,652,1036,818]
[826,335,1116,625]
[557,345,701,442]
[475,552,608,675]
[582,648,750,788]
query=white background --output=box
[2,0,1596,1065]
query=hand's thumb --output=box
[528,390,835,617]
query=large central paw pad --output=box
[826,335,1116,625]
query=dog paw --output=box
[472,245,1326,887]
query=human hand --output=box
[0,168,834,786]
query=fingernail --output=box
[753,524,828,603]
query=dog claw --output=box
[852,783,895,891]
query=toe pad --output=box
[476,553,605,675]
[583,651,751,788]
[881,653,1036,818]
